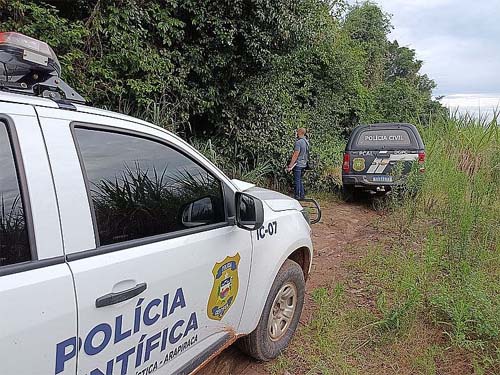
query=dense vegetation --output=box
[0,0,444,189]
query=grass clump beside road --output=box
[412,115,499,366]
[270,115,499,374]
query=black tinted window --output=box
[356,129,412,148]
[238,195,256,223]
[74,128,225,246]
[0,122,31,266]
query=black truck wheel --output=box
[238,259,305,361]
[342,185,357,202]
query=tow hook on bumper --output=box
[299,198,322,224]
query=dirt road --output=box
[198,200,379,375]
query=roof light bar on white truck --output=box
[0,32,85,104]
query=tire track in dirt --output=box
[197,200,379,375]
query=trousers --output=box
[293,166,305,200]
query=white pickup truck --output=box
[0,33,314,375]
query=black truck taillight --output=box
[342,153,350,173]
[418,152,425,172]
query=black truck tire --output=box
[238,259,305,361]
[342,185,357,202]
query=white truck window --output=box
[74,127,226,246]
[0,122,31,266]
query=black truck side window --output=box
[74,128,226,246]
[0,122,31,267]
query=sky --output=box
[370,0,500,115]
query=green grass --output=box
[414,115,499,350]
[268,283,376,375]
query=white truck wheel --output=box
[238,259,305,361]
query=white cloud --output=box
[368,0,500,95]
[439,93,499,120]
[441,93,500,109]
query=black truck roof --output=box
[345,123,424,151]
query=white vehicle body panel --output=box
[0,92,314,375]
[248,187,304,212]
[37,113,96,253]
[230,179,255,192]
[0,101,75,375]
[238,206,312,334]
[37,107,254,374]
[64,225,252,375]
[0,265,77,375]
[0,90,59,108]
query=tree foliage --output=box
[0,0,444,189]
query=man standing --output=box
[287,127,309,200]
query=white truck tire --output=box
[238,259,305,361]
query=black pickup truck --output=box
[342,123,425,196]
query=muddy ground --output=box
[198,200,379,375]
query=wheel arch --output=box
[287,246,312,281]
[238,240,313,335]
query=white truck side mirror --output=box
[235,192,264,231]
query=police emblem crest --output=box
[207,253,240,321]
[352,157,365,172]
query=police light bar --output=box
[0,32,85,104]
[0,32,61,75]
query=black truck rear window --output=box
[356,129,412,148]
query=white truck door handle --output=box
[95,282,147,308]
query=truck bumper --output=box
[343,175,396,190]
